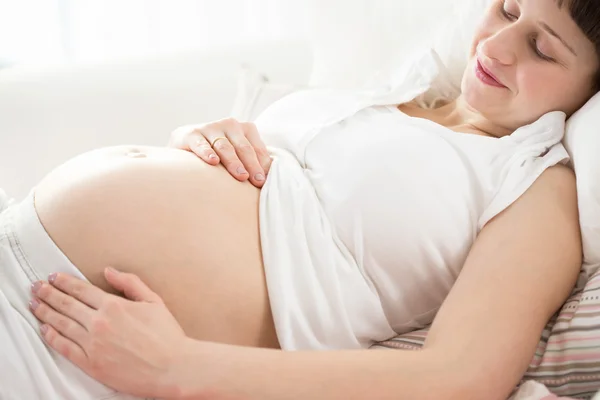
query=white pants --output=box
[0,189,145,400]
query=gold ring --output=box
[210,136,228,148]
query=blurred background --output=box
[0,0,311,68]
[0,0,452,199]
[0,0,447,72]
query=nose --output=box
[479,27,518,66]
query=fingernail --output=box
[106,266,119,275]
[40,324,48,335]
[209,153,218,160]
[48,273,57,284]
[30,298,40,311]
[254,173,265,181]
[31,281,42,294]
[236,166,248,175]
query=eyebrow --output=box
[541,22,578,56]
[514,0,578,56]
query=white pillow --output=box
[307,0,455,89]
[437,0,600,275]
[230,65,303,122]
[564,93,600,272]
[430,1,491,93]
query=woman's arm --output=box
[30,165,581,400]
[162,165,582,400]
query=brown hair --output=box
[557,0,600,91]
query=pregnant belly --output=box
[34,145,279,348]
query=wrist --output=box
[160,337,210,400]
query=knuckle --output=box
[59,295,73,310]
[36,303,48,318]
[171,125,199,147]
[56,317,71,331]
[255,146,269,158]
[233,161,247,171]
[89,355,107,373]
[103,298,123,315]
[237,142,255,154]
[190,128,207,139]
[224,118,241,131]
[197,141,212,150]
[241,121,257,131]
[91,316,111,334]
[213,140,232,152]
[70,284,84,300]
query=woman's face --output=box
[462,0,598,131]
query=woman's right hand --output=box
[168,118,272,188]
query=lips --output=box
[475,59,507,88]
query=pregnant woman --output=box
[1,0,599,398]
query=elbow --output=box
[419,353,517,400]
[447,371,519,400]
[424,377,512,400]
[447,382,511,400]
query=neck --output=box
[424,96,513,138]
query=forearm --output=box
[164,340,470,400]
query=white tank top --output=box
[255,49,570,350]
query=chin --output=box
[461,75,487,112]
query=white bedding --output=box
[510,381,600,400]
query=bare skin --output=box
[25,0,597,396]
[34,145,280,349]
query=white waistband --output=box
[9,190,88,283]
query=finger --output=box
[168,125,220,164]
[31,297,89,346]
[46,272,105,310]
[104,267,163,303]
[39,324,89,370]
[227,134,266,188]
[168,125,195,150]
[242,122,272,175]
[188,131,220,165]
[32,280,94,328]
[205,121,250,182]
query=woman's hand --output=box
[169,118,272,188]
[29,267,191,398]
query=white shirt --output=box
[255,50,569,350]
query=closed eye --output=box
[499,5,555,62]
[530,37,554,62]
[499,4,517,21]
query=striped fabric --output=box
[371,270,600,399]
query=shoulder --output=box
[530,164,577,207]
[475,163,582,291]
[484,163,580,254]
[493,164,578,223]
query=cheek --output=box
[516,69,580,112]
[517,70,554,100]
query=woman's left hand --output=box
[29,267,188,398]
